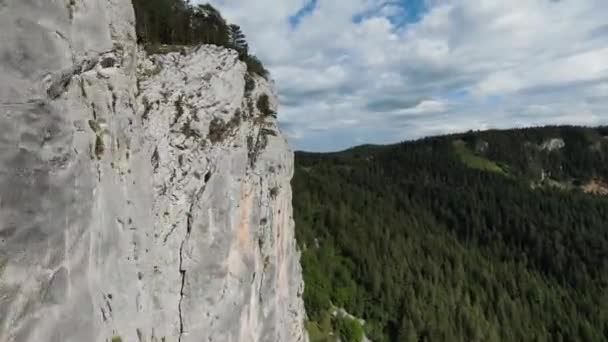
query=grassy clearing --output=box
[306,310,337,342]
[453,140,505,174]
[306,309,366,342]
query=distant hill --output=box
[293,125,608,342]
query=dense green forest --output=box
[131,0,268,77]
[293,126,608,342]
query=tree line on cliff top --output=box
[132,0,268,78]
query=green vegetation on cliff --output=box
[293,126,608,342]
[131,0,268,78]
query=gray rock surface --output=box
[540,138,566,151]
[0,1,308,341]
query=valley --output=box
[293,126,608,342]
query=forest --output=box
[293,126,608,342]
[131,0,268,78]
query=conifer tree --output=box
[229,24,249,59]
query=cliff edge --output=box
[0,1,307,341]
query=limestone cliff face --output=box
[0,1,308,341]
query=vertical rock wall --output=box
[0,1,307,341]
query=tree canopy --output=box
[132,0,268,78]
[294,126,608,342]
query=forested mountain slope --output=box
[293,126,608,342]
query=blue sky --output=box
[289,0,318,28]
[205,0,608,152]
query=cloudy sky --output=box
[205,0,608,152]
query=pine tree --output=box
[229,24,249,59]
[397,317,418,342]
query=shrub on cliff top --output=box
[335,316,364,342]
[257,94,276,117]
[245,55,269,79]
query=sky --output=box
[204,0,608,152]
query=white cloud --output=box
[204,0,608,151]
[476,71,522,96]
[396,99,447,115]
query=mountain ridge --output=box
[296,124,608,154]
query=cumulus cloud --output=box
[204,0,608,151]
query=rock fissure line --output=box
[177,208,192,341]
[178,242,187,342]
[46,49,120,99]
[178,182,208,341]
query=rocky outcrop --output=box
[540,138,565,151]
[0,1,307,341]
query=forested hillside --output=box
[293,126,608,342]
[131,0,268,77]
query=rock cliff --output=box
[0,1,307,341]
